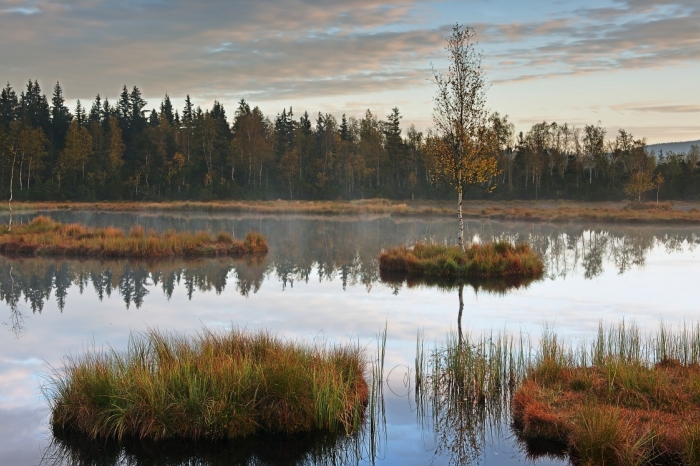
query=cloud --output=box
[0,6,40,14]
[0,0,443,105]
[485,0,700,82]
[612,103,700,114]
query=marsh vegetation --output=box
[46,328,368,441]
[0,216,267,258]
[416,322,700,466]
[379,241,544,280]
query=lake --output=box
[0,211,698,465]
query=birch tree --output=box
[428,24,499,250]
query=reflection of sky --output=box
[0,213,698,464]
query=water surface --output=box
[1,211,698,465]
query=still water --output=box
[0,211,698,465]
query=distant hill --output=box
[647,139,700,156]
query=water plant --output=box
[418,322,700,466]
[512,322,700,466]
[45,328,368,441]
[379,241,544,280]
[0,216,268,258]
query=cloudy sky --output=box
[1,0,698,143]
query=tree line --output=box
[0,79,698,202]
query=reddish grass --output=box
[0,216,268,258]
[379,241,544,280]
[513,360,700,465]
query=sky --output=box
[0,0,698,144]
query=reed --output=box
[418,322,700,465]
[45,328,368,441]
[379,241,544,280]
[0,216,268,258]
[512,322,700,465]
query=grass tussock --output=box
[379,241,544,279]
[0,216,268,258]
[512,322,700,465]
[45,328,368,441]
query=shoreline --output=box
[4,199,700,224]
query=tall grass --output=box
[418,322,700,466]
[0,216,268,258]
[45,328,368,441]
[511,321,700,465]
[379,241,544,280]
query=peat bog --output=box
[0,216,268,258]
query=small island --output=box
[512,327,700,465]
[379,241,544,279]
[47,328,368,440]
[0,216,268,258]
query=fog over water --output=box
[0,211,697,465]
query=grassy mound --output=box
[0,216,268,258]
[379,241,544,279]
[513,324,700,465]
[46,328,368,441]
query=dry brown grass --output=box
[513,352,700,465]
[379,241,544,280]
[8,199,700,223]
[46,328,368,441]
[0,216,268,258]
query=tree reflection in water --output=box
[0,224,697,338]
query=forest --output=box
[1,80,699,202]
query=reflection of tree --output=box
[415,331,516,466]
[1,265,25,337]
[0,257,267,316]
[0,216,697,334]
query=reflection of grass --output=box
[379,242,544,281]
[46,328,368,441]
[380,269,541,294]
[0,216,268,258]
[44,426,358,466]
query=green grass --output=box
[379,241,544,280]
[45,328,368,441]
[0,216,268,258]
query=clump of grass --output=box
[45,328,368,441]
[0,216,268,258]
[512,322,700,465]
[243,231,269,254]
[379,241,544,279]
[624,201,673,211]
